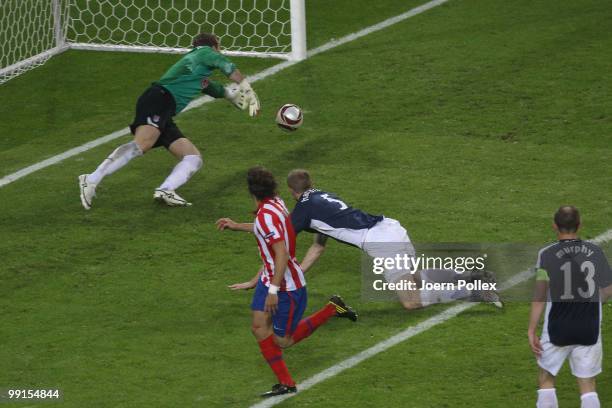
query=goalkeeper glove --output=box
[224,83,242,109]
[224,80,260,117]
[239,79,261,117]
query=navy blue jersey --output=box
[290,189,383,247]
[536,239,612,346]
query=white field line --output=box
[0,0,451,188]
[249,229,612,408]
[593,229,612,245]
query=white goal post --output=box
[0,0,307,85]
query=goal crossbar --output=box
[1,0,306,84]
[69,43,292,60]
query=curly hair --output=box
[247,166,277,201]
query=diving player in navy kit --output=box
[529,206,612,408]
[229,169,501,310]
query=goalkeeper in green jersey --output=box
[78,33,260,209]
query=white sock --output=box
[158,154,202,191]
[419,269,471,305]
[419,289,439,306]
[88,141,143,185]
[537,388,558,408]
[420,288,470,305]
[581,392,600,408]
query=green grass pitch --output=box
[1,0,611,407]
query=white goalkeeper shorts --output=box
[537,331,602,378]
[361,217,415,283]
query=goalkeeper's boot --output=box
[153,189,192,207]
[469,270,503,309]
[260,383,297,398]
[78,174,97,210]
[329,295,358,322]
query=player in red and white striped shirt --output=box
[217,166,357,398]
[253,195,306,291]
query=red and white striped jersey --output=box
[254,196,306,291]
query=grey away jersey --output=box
[536,239,612,346]
[290,189,383,247]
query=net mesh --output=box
[1,0,292,85]
[67,0,291,53]
[0,0,69,84]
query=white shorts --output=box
[362,218,415,283]
[537,331,602,378]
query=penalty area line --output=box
[249,229,612,408]
[0,0,452,189]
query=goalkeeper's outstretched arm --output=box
[228,69,245,84]
[226,68,261,117]
[200,68,245,98]
[201,74,260,117]
[202,80,227,99]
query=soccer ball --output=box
[276,104,303,131]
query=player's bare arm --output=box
[265,241,289,314]
[299,234,328,273]
[527,279,548,357]
[228,69,245,83]
[602,284,612,302]
[228,269,261,290]
[528,303,545,357]
[216,218,254,232]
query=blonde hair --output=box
[287,169,312,193]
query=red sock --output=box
[258,335,295,386]
[291,304,336,344]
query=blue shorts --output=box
[251,280,308,337]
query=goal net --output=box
[0,0,306,85]
[0,0,69,85]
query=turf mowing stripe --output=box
[0,0,451,189]
[249,229,612,408]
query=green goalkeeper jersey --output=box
[155,46,236,114]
